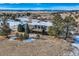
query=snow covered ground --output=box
[69,43,79,56]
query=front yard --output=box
[0,35,74,56]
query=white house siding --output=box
[7,20,20,31]
[28,19,52,32]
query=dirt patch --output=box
[0,36,6,41]
[0,36,73,56]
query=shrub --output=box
[26,13,31,16]
[48,26,58,36]
[15,32,29,40]
[0,31,7,36]
[19,34,24,41]
[23,33,29,39]
[36,34,40,39]
[2,25,11,35]
[16,33,20,37]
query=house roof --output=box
[29,19,52,26]
[16,17,29,22]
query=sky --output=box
[0,3,79,10]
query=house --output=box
[10,18,52,33]
[0,17,53,33]
[11,17,53,33]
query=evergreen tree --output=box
[48,14,64,37]
[48,14,77,39]
[26,13,31,16]
[64,15,77,40]
[1,16,11,36]
[17,24,25,32]
[25,23,30,34]
[24,23,29,39]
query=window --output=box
[38,25,40,29]
[34,25,37,29]
[41,26,47,30]
[41,26,44,29]
[44,26,47,30]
